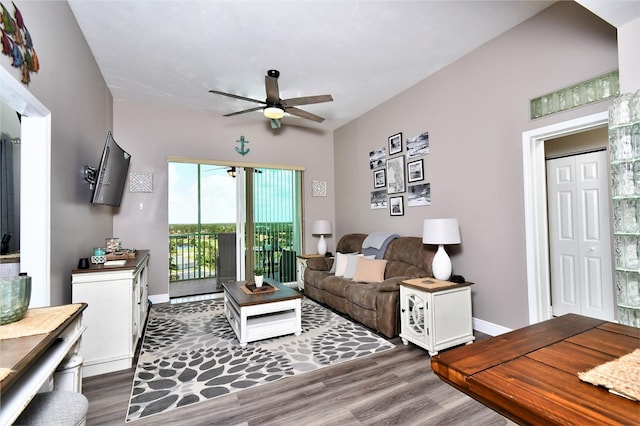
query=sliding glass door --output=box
[168,161,302,296]
[249,167,302,282]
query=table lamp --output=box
[312,220,332,255]
[422,218,461,280]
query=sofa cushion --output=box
[345,282,380,310]
[335,252,359,276]
[306,257,333,271]
[352,257,387,283]
[323,275,352,298]
[335,233,367,254]
[383,236,434,278]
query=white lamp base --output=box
[432,244,452,280]
[317,235,327,256]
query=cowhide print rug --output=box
[126,297,394,422]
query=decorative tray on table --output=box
[242,282,279,294]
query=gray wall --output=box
[112,100,335,299]
[618,17,640,92]
[333,2,618,330]
[0,1,113,305]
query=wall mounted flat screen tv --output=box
[91,131,131,207]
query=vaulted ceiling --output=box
[68,1,591,130]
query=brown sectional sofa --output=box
[303,233,436,338]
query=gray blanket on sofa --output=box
[362,232,398,259]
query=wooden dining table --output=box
[431,314,639,425]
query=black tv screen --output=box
[91,131,131,207]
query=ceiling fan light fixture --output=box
[264,106,285,120]
[270,118,282,129]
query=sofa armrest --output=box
[378,277,408,292]
[306,257,333,271]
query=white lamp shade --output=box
[422,218,461,245]
[312,220,332,235]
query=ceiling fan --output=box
[209,69,333,124]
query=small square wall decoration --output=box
[129,171,153,193]
[312,180,327,197]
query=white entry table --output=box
[222,279,302,346]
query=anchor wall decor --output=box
[235,135,250,156]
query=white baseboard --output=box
[148,293,169,304]
[148,292,225,305]
[473,317,512,336]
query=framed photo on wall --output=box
[388,132,403,155]
[386,156,405,194]
[373,169,386,188]
[369,147,386,169]
[370,189,387,209]
[406,131,429,158]
[408,182,431,207]
[389,196,404,216]
[407,159,424,182]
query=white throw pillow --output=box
[334,252,352,277]
[343,254,375,279]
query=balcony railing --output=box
[169,233,218,282]
[169,230,298,283]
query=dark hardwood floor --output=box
[83,330,512,425]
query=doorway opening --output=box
[522,111,609,324]
[0,66,51,307]
[545,137,614,321]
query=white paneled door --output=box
[547,151,614,321]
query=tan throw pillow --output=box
[343,254,374,279]
[352,257,387,283]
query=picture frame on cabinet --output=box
[389,196,404,216]
[388,132,403,155]
[407,159,424,182]
[374,169,386,188]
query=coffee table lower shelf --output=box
[223,290,302,347]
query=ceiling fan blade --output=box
[209,90,265,105]
[265,75,280,102]
[223,106,264,117]
[284,106,325,123]
[281,94,333,107]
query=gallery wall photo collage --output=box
[368,131,431,216]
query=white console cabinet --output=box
[400,278,474,356]
[71,250,149,377]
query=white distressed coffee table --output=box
[222,279,302,346]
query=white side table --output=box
[400,278,474,356]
